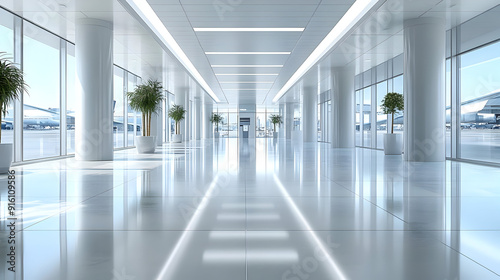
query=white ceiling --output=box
[1,0,500,107]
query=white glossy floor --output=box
[1,138,500,280]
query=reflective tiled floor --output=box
[1,139,500,279]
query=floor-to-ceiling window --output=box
[446,59,452,158]
[459,40,500,163]
[0,8,14,145]
[355,90,361,146]
[228,110,238,138]
[0,6,142,162]
[392,75,404,135]
[363,87,372,147]
[318,90,331,143]
[67,44,76,154]
[376,81,388,149]
[113,67,125,148]
[127,73,138,146]
[355,56,404,150]
[23,22,61,160]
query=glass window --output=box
[67,44,76,154]
[220,112,228,137]
[392,75,404,134]
[127,73,138,146]
[0,9,14,144]
[327,100,331,143]
[256,111,266,137]
[266,110,277,137]
[317,103,322,141]
[23,22,61,160]
[355,90,361,146]
[446,59,451,157]
[376,81,388,149]
[459,41,500,163]
[228,112,238,138]
[113,67,124,148]
[363,87,372,147]
[169,95,175,138]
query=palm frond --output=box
[0,52,28,117]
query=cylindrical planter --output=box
[0,143,13,174]
[384,133,403,155]
[172,134,182,143]
[214,132,220,139]
[273,132,278,139]
[136,136,156,154]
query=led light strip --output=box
[216,73,278,76]
[123,0,220,102]
[194,27,304,32]
[206,52,291,55]
[212,65,283,68]
[273,0,379,102]
[222,89,271,91]
[220,82,274,84]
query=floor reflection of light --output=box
[217,213,280,221]
[273,174,348,280]
[0,201,82,225]
[203,249,299,263]
[209,231,289,240]
[156,175,219,280]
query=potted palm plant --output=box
[209,112,223,138]
[127,79,164,153]
[168,104,186,143]
[381,92,404,155]
[269,114,283,138]
[0,53,27,173]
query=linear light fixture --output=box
[216,73,278,76]
[212,65,283,68]
[223,89,270,91]
[273,0,379,102]
[206,52,291,55]
[194,27,304,32]
[220,82,274,84]
[122,0,220,102]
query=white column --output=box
[331,68,355,148]
[285,103,294,139]
[175,89,186,141]
[302,86,318,143]
[203,103,213,139]
[75,19,113,161]
[194,98,201,140]
[404,18,446,162]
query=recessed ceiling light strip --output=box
[220,82,274,84]
[223,89,271,91]
[212,65,283,68]
[216,73,279,76]
[206,52,291,55]
[273,0,379,103]
[122,0,220,102]
[194,27,304,32]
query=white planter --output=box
[214,132,220,139]
[172,134,182,143]
[136,136,156,154]
[0,143,13,174]
[384,133,403,155]
[273,132,278,139]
